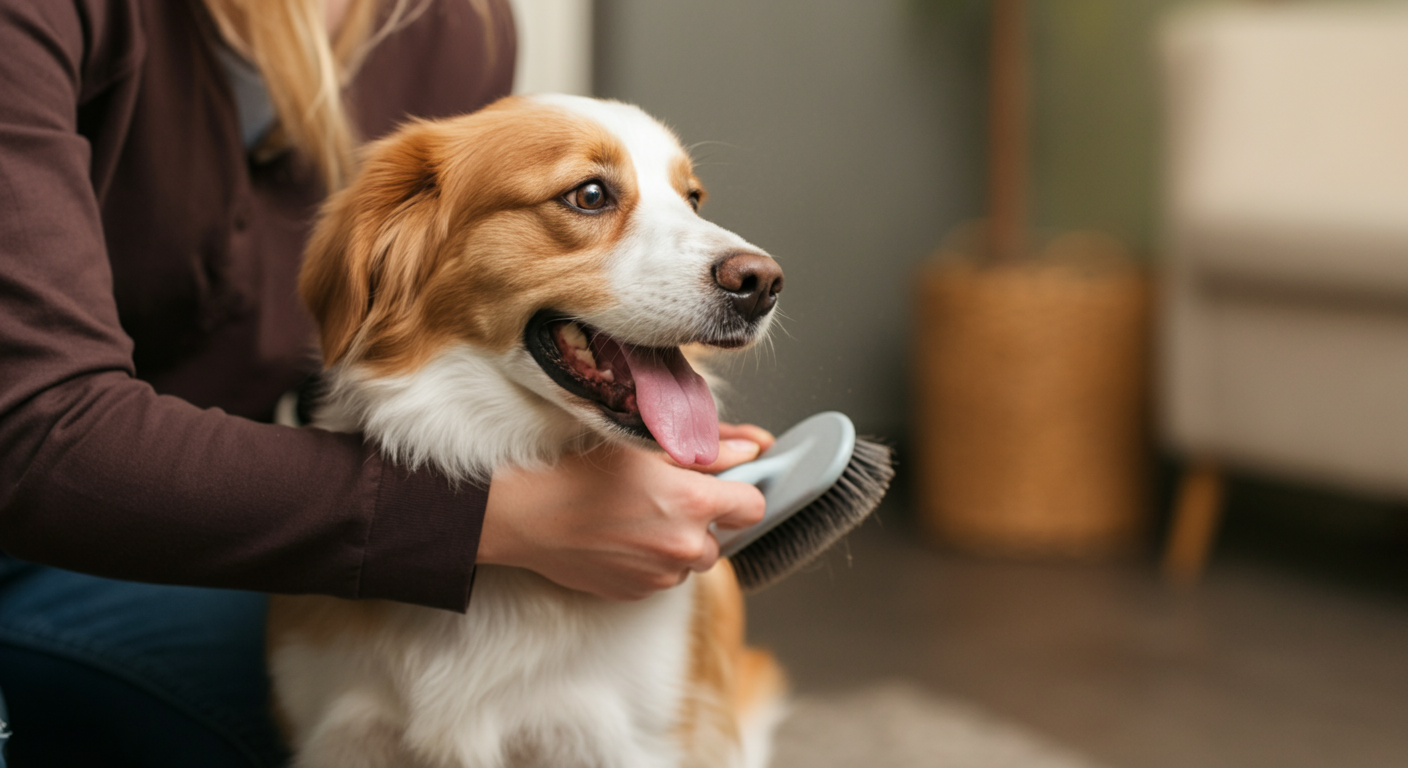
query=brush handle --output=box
[715,452,797,488]
[710,411,857,556]
[713,450,806,553]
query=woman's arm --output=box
[0,0,485,609]
[1,0,766,610]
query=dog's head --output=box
[300,95,781,470]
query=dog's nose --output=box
[713,253,784,321]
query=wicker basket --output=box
[912,232,1152,558]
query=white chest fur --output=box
[273,348,710,767]
[271,568,700,768]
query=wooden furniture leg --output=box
[1161,461,1225,585]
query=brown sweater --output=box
[0,0,515,611]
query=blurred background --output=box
[510,1,1408,766]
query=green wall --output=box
[1028,0,1191,255]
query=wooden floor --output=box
[746,479,1408,768]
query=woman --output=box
[0,1,768,764]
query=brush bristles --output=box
[730,437,896,592]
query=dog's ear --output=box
[300,121,448,367]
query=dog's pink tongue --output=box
[622,345,718,466]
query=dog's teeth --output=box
[600,369,614,382]
[573,347,597,369]
[561,322,588,350]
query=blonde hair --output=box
[203,0,491,192]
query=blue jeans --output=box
[0,558,289,766]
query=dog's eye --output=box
[687,191,702,212]
[568,182,608,212]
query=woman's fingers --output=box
[719,422,776,452]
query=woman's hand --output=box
[478,424,775,600]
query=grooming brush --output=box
[713,411,895,592]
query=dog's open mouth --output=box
[526,311,719,466]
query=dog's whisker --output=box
[685,139,739,155]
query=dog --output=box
[268,95,788,767]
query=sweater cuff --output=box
[359,458,487,611]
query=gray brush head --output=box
[714,412,896,592]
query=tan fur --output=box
[670,155,706,206]
[678,561,785,766]
[300,99,639,373]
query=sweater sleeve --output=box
[0,0,488,612]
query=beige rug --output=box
[771,682,1107,768]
